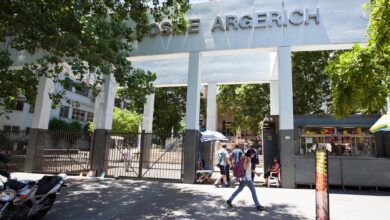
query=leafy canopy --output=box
[326,0,390,118]
[0,0,190,114]
[112,107,142,133]
[292,51,334,115]
[152,87,187,134]
[217,84,270,134]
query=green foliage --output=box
[0,0,190,114]
[83,121,93,133]
[326,45,388,117]
[153,87,187,134]
[112,107,142,133]
[48,118,82,131]
[217,84,270,133]
[326,0,390,118]
[292,51,334,114]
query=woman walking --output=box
[226,150,265,211]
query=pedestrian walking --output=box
[226,150,265,211]
[214,143,229,187]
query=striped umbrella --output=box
[370,112,390,133]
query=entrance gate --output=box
[104,132,184,182]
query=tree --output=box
[292,51,333,114]
[217,84,270,134]
[217,51,335,133]
[153,87,186,134]
[112,107,142,133]
[0,0,190,114]
[325,0,390,118]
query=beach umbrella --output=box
[200,130,228,142]
[370,112,390,133]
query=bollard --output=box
[316,149,329,220]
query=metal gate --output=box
[0,131,28,171]
[105,132,184,182]
[33,130,93,174]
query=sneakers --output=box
[226,200,233,208]
[256,206,265,211]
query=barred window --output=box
[3,126,11,131]
[14,101,24,111]
[87,112,94,122]
[72,108,86,121]
[3,126,19,132]
[59,106,70,118]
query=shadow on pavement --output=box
[44,179,309,220]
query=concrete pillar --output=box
[142,93,155,132]
[270,81,279,115]
[92,73,117,130]
[31,77,54,129]
[25,77,53,172]
[141,94,155,168]
[386,96,390,113]
[206,83,217,131]
[91,73,116,175]
[183,52,202,183]
[278,46,295,188]
[90,129,110,175]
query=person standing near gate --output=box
[226,150,265,211]
[248,145,259,181]
[214,143,229,187]
[123,144,133,172]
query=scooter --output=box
[0,154,66,220]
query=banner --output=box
[316,149,329,220]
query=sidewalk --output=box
[11,175,384,220]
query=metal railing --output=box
[105,132,184,181]
[33,130,93,174]
[0,130,28,171]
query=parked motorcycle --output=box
[0,154,66,220]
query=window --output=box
[298,126,376,156]
[14,101,24,111]
[3,126,19,132]
[75,85,90,97]
[114,98,122,108]
[87,112,94,122]
[72,108,86,121]
[59,106,70,118]
[29,105,34,113]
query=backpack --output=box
[253,149,259,164]
[233,159,246,177]
[216,152,223,165]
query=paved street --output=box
[16,176,386,220]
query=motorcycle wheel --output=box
[31,194,56,220]
[1,204,29,220]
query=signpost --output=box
[316,149,329,220]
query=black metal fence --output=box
[0,131,28,171]
[105,132,184,181]
[33,130,93,174]
[0,129,185,182]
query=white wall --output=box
[131,0,368,56]
[0,91,95,130]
